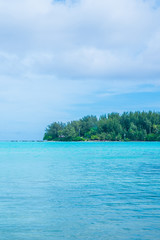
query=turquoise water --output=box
[0,142,160,240]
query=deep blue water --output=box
[0,142,160,240]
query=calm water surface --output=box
[0,142,160,240]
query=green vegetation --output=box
[43,111,160,141]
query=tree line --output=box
[43,111,160,141]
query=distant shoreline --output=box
[0,140,159,143]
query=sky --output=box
[0,0,160,140]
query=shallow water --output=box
[0,142,160,240]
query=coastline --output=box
[0,140,159,143]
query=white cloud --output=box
[0,0,160,139]
[0,0,160,79]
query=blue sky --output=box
[0,0,160,140]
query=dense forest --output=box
[43,111,160,141]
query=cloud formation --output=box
[0,0,160,79]
[0,0,160,139]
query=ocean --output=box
[0,142,160,240]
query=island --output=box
[43,111,160,141]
